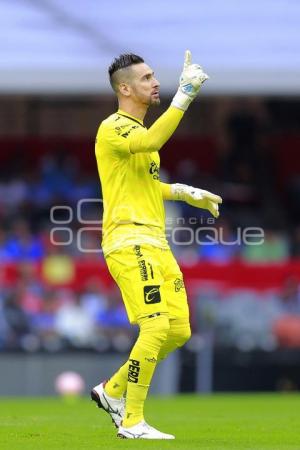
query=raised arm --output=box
[129,50,209,154]
[129,107,183,154]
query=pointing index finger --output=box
[184,49,192,69]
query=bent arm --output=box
[129,106,184,154]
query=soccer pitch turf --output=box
[1,394,300,449]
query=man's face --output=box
[127,63,160,106]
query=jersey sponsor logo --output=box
[114,124,139,138]
[138,260,148,281]
[143,285,161,304]
[174,278,185,292]
[114,124,131,136]
[134,246,148,281]
[134,245,143,259]
[128,359,140,383]
[149,161,160,180]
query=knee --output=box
[182,325,192,345]
[179,325,192,347]
[152,315,170,345]
[171,320,191,348]
[139,314,170,345]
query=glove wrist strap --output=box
[170,183,188,201]
[171,89,193,111]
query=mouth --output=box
[152,91,160,97]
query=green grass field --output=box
[1,394,300,450]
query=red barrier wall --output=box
[2,260,300,291]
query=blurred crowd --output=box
[1,261,300,352]
[195,276,300,351]
[0,262,136,352]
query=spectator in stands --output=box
[198,218,240,263]
[97,286,134,352]
[80,278,108,320]
[54,291,96,348]
[42,245,75,285]
[3,291,32,349]
[39,153,76,201]
[241,229,290,263]
[278,276,300,315]
[30,290,62,351]
[0,227,11,262]
[5,219,44,261]
[273,276,300,348]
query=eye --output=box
[144,73,153,81]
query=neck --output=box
[118,100,148,121]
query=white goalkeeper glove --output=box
[171,50,209,111]
[171,183,222,218]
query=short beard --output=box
[150,97,160,106]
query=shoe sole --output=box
[90,389,103,409]
[117,432,174,440]
[117,433,127,439]
[90,388,119,429]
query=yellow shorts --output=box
[105,244,189,324]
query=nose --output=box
[153,77,160,88]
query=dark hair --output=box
[108,53,144,91]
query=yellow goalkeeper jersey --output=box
[95,106,184,256]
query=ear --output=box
[119,82,131,97]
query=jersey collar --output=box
[117,109,145,127]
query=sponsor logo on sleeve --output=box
[174,278,185,292]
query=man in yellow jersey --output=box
[91,51,222,439]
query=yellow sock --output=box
[104,362,128,399]
[122,314,170,428]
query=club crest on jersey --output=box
[149,161,160,180]
[143,285,161,304]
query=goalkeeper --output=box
[91,51,222,440]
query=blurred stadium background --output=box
[1,0,300,396]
